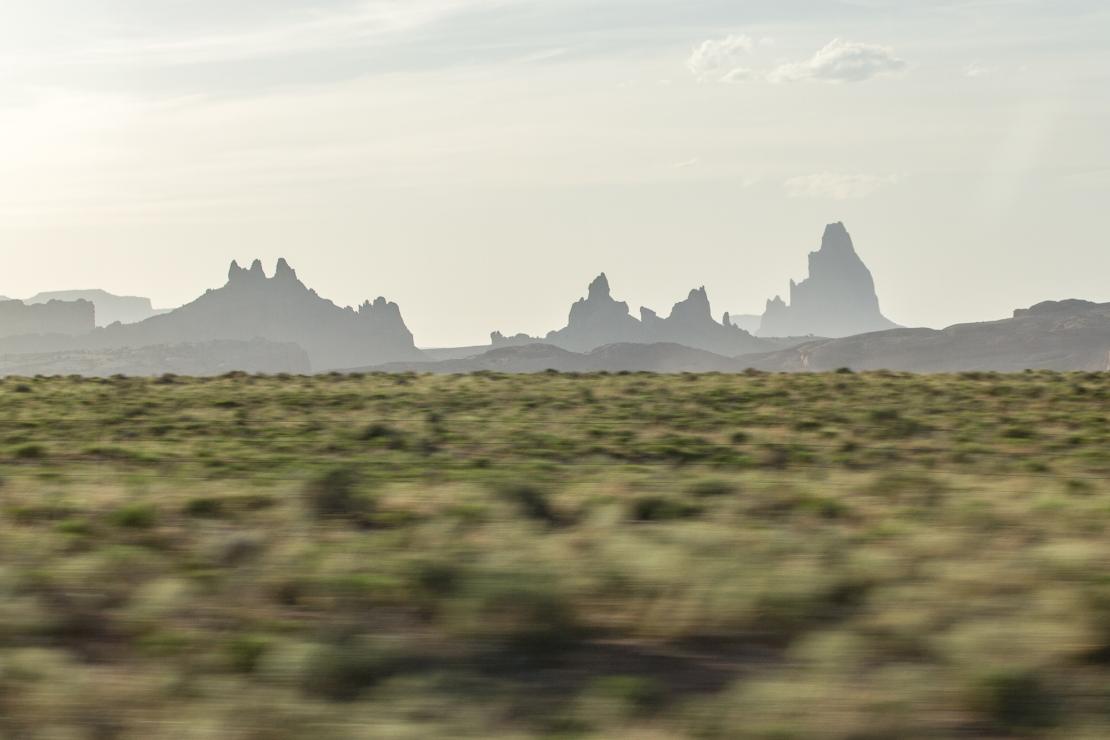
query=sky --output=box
[1,0,1108,347]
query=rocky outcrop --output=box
[25,290,169,327]
[542,274,643,352]
[740,299,1110,373]
[1013,300,1098,319]
[759,223,898,338]
[492,274,769,356]
[100,258,422,371]
[0,299,94,339]
[0,260,423,372]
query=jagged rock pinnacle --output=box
[820,221,856,254]
[228,260,244,282]
[274,258,297,280]
[587,274,611,301]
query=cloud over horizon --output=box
[687,34,755,81]
[784,173,901,200]
[688,36,907,84]
[769,39,907,83]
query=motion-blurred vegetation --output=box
[1,370,1109,738]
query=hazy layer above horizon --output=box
[1,0,1108,347]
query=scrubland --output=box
[1,370,1109,738]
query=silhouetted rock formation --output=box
[540,273,643,352]
[0,340,310,377]
[759,223,897,338]
[740,299,1110,373]
[97,258,422,371]
[0,299,94,339]
[25,290,169,326]
[0,260,422,372]
[492,274,769,356]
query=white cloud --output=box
[784,172,901,200]
[965,62,992,78]
[721,67,759,84]
[687,34,754,80]
[769,39,907,83]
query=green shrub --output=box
[300,640,395,702]
[359,423,407,449]
[589,675,664,716]
[303,467,371,521]
[688,478,738,498]
[183,496,226,518]
[109,502,157,529]
[451,568,582,661]
[13,443,46,460]
[496,482,563,525]
[630,495,702,522]
[968,668,1058,731]
[226,634,271,674]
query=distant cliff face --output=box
[759,223,897,338]
[0,299,94,339]
[492,274,768,356]
[25,290,168,327]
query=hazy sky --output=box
[1,0,1108,346]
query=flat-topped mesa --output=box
[0,299,95,339]
[758,222,898,338]
[24,290,167,327]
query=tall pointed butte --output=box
[759,222,898,338]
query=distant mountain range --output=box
[491,273,769,356]
[738,299,1110,373]
[1,223,1108,375]
[368,298,1110,374]
[0,259,420,373]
